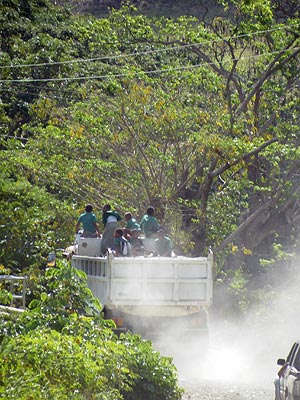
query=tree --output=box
[1,0,300,291]
[55,2,300,264]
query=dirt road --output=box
[180,379,274,400]
[154,315,282,400]
[172,343,276,400]
[162,337,276,400]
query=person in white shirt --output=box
[101,204,121,254]
[114,228,132,257]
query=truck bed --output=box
[72,254,213,311]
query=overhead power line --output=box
[0,22,298,70]
[0,46,299,84]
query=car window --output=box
[292,347,300,371]
[287,343,299,363]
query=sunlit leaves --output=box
[1,0,300,273]
[0,260,182,400]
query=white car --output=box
[275,341,300,400]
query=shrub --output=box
[0,261,183,400]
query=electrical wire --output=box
[1,21,298,211]
[0,45,299,83]
[0,22,298,70]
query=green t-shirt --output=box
[155,236,172,257]
[140,215,159,238]
[125,218,140,231]
[78,212,97,233]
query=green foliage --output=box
[0,327,182,400]
[0,328,122,400]
[27,259,104,328]
[0,289,12,306]
[227,267,250,314]
[0,261,183,400]
[0,260,104,337]
[0,0,300,310]
[0,161,74,271]
[121,334,183,400]
[0,265,13,305]
[4,0,300,393]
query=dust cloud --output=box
[154,258,300,389]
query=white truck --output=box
[71,236,213,345]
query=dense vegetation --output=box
[1,0,299,283]
[0,0,299,396]
[0,260,182,399]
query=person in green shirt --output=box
[124,212,141,238]
[155,229,172,257]
[140,206,159,238]
[75,204,101,238]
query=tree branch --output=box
[214,198,274,253]
[235,43,300,118]
[208,137,278,179]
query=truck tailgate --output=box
[72,255,212,308]
[110,256,212,306]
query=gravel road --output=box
[153,311,287,400]
[180,379,274,400]
[156,330,277,400]
[176,353,275,400]
[171,342,276,400]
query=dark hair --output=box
[85,204,93,212]
[115,228,124,236]
[146,206,155,216]
[103,204,111,211]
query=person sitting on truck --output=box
[114,228,132,257]
[76,204,101,238]
[101,204,122,255]
[154,229,173,257]
[123,212,141,239]
[140,206,159,238]
[129,229,144,256]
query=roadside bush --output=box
[0,260,183,400]
[121,334,182,400]
[0,324,182,400]
[0,328,125,400]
